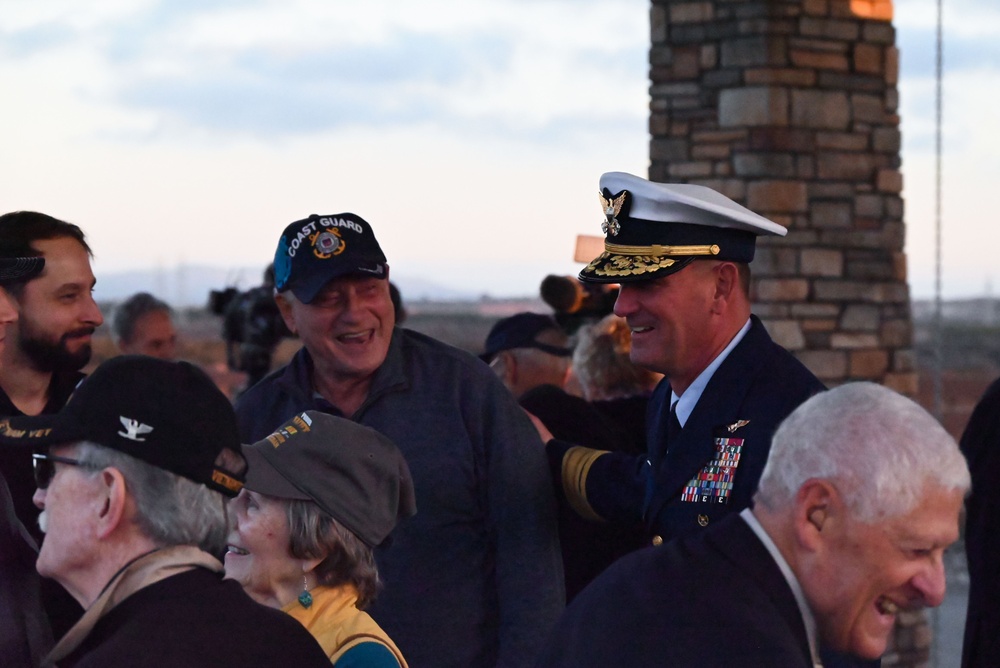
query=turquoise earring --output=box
[298,574,313,609]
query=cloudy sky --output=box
[2,0,997,302]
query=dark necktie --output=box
[644,400,683,521]
[665,401,682,453]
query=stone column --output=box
[648,0,925,665]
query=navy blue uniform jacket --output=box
[552,315,824,541]
[536,513,813,667]
[960,376,1000,668]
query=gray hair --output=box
[75,441,230,555]
[754,382,970,523]
[112,292,172,345]
[572,314,660,401]
[284,499,381,609]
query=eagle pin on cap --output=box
[579,172,787,284]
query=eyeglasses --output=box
[32,452,98,490]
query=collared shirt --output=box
[740,508,823,668]
[671,318,752,426]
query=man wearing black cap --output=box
[547,172,824,548]
[236,214,564,668]
[481,312,572,399]
[0,356,330,667]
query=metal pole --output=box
[933,0,944,422]
[931,0,945,664]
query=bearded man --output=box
[0,210,104,635]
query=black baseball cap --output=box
[243,411,416,548]
[273,213,388,304]
[0,356,247,497]
[481,312,572,362]
[0,256,44,284]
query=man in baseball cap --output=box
[0,356,329,667]
[236,212,564,667]
[481,312,572,399]
[272,213,388,305]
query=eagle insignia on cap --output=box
[118,416,153,442]
[599,190,627,237]
[312,229,345,259]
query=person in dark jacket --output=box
[0,251,53,667]
[0,356,329,667]
[540,174,874,667]
[960,376,1000,668]
[236,213,564,668]
[539,383,969,667]
[545,172,824,546]
[520,314,657,601]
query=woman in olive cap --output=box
[225,410,416,667]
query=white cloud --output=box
[2,0,996,300]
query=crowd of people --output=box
[0,171,986,667]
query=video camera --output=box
[209,265,290,386]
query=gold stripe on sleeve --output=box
[561,446,609,523]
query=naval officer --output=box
[546,171,824,545]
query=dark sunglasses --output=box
[32,452,99,490]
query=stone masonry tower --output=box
[647,0,926,665]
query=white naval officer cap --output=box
[579,172,787,283]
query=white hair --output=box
[75,442,230,555]
[754,382,970,523]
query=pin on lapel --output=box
[726,419,750,433]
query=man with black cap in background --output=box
[235,214,563,668]
[0,356,330,667]
[481,312,573,399]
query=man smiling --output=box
[546,173,824,545]
[236,213,563,668]
[0,356,331,667]
[538,382,969,666]
[0,211,103,568]
[540,175,877,666]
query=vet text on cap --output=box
[243,411,416,548]
[0,356,247,497]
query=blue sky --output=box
[2,0,997,300]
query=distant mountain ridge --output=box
[94,265,481,307]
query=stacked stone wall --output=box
[649,0,913,397]
[648,1,925,664]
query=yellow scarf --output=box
[283,585,407,667]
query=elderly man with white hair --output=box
[0,356,330,667]
[537,382,970,667]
